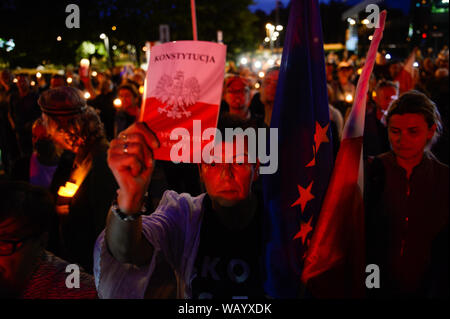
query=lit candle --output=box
[58,182,79,198]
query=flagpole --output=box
[191,0,198,41]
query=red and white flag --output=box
[300,11,387,298]
[140,41,226,162]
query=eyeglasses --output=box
[0,235,37,256]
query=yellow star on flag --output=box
[291,181,315,213]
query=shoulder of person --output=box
[149,190,206,222]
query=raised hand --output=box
[107,122,160,214]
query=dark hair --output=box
[386,90,442,145]
[216,113,259,138]
[0,181,55,235]
[375,80,399,92]
[215,113,261,163]
[118,83,139,98]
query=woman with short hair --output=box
[365,90,448,298]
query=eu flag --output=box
[262,0,333,298]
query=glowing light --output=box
[84,92,91,99]
[422,33,427,39]
[258,72,265,78]
[345,94,353,103]
[36,72,42,78]
[347,18,356,25]
[30,81,35,86]
[357,68,363,75]
[13,78,18,83]
[66,77,73,84]
[254,61,262,69]
[276,25,283,31]
[413,61,419,67]
[112,26,117,31]
[264,37,270,43]
[58,182,79,198]
[142,46,147,52]
[265,23,275,31]
[240,57,248,65]
[80,58,90,67]
[372,91,377,99]
[113,98,122,107]
[56,36,62,41]
[112,45,117,50]
[273,31,279,37]
[385,53,391,60]
[100,33,106,40]
[91,71,98,77]
[362,19,370,25]
[255,83,260,89]
[268,59,275,66]
[368,35,373,41]
[139,86,145,94]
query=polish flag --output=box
[139,41,226,162]
[301,11,387,298]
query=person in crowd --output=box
[0,69,20,175]
[90,75,116,140]
[38,86,117,273]
[222,76,266,129]
[330,61,356,117]
[249,67,280,127]
[114,83,140,136]
[363,80,399,158]
[11,118,59,189]
[326,84,344,160]
[9,73,41,158]
[0,181,97,298]
[50,74,66,89]
[365,90,448,298]
[325,62,335,84]
[94,115,266,299]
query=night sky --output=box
[250,0,411,14]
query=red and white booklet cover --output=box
[139,41,226,162]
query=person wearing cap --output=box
[330,61,356,117]
[38,86,117,273]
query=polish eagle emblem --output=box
[153,71,200,118]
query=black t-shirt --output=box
[191,196,265,299]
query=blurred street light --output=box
[57,36,62,41]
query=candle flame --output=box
[57,182,79,198]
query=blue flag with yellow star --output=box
[262,0,333,298]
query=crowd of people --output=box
[0,44,448,299]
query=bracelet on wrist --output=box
[111,192,149,222]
